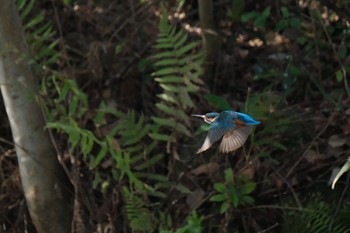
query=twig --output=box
[0,137,14,146]
[286,111,336,178]
[257,223,279,233]
[272,164,303,210]
[247,205,305,211]
[50,0,72,68]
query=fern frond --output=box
[282,194,350,233]
[151,6,204,141]
[17,0,60,67]
[123,187,157,233]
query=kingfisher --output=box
[192,110,260,154]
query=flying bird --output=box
[192,110,260,154]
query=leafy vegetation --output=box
[150,6,204,145]
[282,194,350,233]
[210,168,256,214]
[1,0,350,232]
[17,0,59,68]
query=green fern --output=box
[150,6,204,143]
[123,187,156,232]
[17,0,60,68]
[242,91,296,157]
[160,211,203,233]
[43,77,169,197]
[282,194,350,233]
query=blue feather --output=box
[192,110,260,153]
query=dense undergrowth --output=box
[1,0,350,232]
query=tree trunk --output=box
[0,1,73,233]
[198,0,220,88]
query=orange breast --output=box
[235,119,246,127]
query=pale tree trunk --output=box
[0,1,73,233]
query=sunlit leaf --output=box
[332,157,350,189]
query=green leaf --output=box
[134,153,164,170]
[230,0,245,21]
[241,12,257,22]
[179,89,194,107]
[174,122,191,136]
[160,5,169,32]
[214,183,226,192]
[154,43,174,49]
[339,45,347,59]
[149,133,172,141]
[82,131,95,155]
[230,187,240,207]
[262,6,271,17]
[336,70,344,82]
[69,96,79,116]
[144,141,158,155]
[151,51,175,59]
[91,145,108,169]
[155,76,183,83]
[157,93,177,103]
[174,32,188,49]
[155,37,171,44]
[92,172,101,189]
[254,6,271,28]
[153,67,179,76]
[154,58,180,67]
[242,195,255,205]
[24,13,45,30]
[68,128,80,149]
[136,172,169,182]
[281,6,289,18]
[220,202,230,214]
[174,184,192,194]
[156,103,177,115]
[176,42,198,56]
[20,0,35,19]
[147,189,167,198]
[289,17,301,29]
[225,169,234,182]
[58,82,70,101]
[210,194,226,202]
[159,84,180,92]
[242,182,256,195]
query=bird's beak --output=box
[191,114,205,119]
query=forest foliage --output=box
[1,0,350,232]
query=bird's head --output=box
[191,112,219,124]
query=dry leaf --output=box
[328,135,346,148]
[190,163,220,176]
[186,188,205,209]
[304,150,323,163]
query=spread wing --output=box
[196,116,235,154]
[219,126,251,153]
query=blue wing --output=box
[237,112,260,125]
[218,112,258,152]
[196,111,259,154]
[196,112,236,154]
